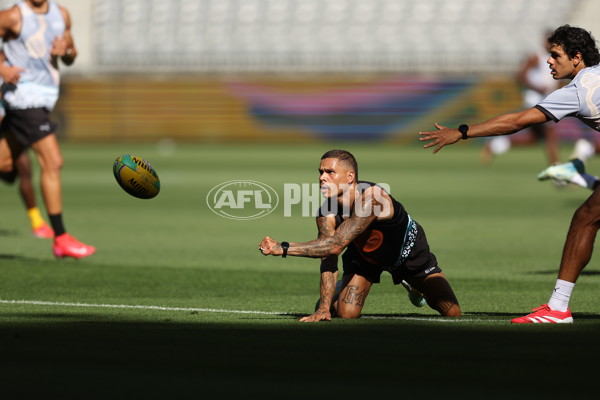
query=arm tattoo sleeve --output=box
[289,212,376,258]
[317,216,338,272]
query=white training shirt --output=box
[536,64,600,132]
[2,0,65,110]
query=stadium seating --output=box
[93,0,582,74]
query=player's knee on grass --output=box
[426,290,461,317]
[335,286,365,319]
[409,273,461,317]
[429,298,461,317]
[336,303,362,319]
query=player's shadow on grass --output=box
[0,254,27,261]
[276,311,600,321]
[527,269,600,276]
[464,311,517,317]
[276,312,522,320]
[571,313,600,320]
[0,254,55,263]
[0,228,18,237]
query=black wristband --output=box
[458,124,469,140]
[280,242,289,258]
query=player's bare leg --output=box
[557,187,600,283]
[541,124,560,165]
[31,133,94,258]
[30,134,63,215]
[16,151,54,238]
[406,272,461,317]
[0,135,20,181]
[512,185,600,323]
[334,274,372,319]
[16,151,35,208]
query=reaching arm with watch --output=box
[419,107,550,154]
[258,211,377,258]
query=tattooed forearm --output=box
[289,214,375,258]
[317,271,337,310]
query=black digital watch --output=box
[458,124,469,140]
[280,242,289,258]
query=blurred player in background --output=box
[0,55,53,239]
[481,31,561,165]
[259,149,461,322]
[0,0,94,258]
[420,25,600,323]
[14,151,53,238]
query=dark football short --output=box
[341,222,442,285]
[0,108,57,147]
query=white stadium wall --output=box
[0,0,598,144]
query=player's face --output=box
[318,158,354,199]
[547,44,581,80]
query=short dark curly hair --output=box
[321,149,358,179]
[548,25,600,67]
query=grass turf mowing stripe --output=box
[0,299,501,322]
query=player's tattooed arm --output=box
[258,214,372,257]
[297,216,339,322]
[258,189,384,258]
[317,216,338,272]
[299,269,338,322]
[287,212,376,258]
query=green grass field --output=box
[1,141,599,398]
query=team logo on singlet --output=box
[355,229,384,253]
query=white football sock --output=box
[569,173,589,188]
[548,279,575,312]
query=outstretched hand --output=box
[419,123,462,153]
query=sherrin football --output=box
[113,154,160,199]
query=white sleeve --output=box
[536,84,580,121]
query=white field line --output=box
[0,299,284,315]
[0,299,500,322]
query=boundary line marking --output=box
[0,299,501,322]
[0,299,284,315]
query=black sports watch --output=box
[458,124,469,140]
[280,242,289,258]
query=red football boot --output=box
[53,233,96,259]
[511,304,573,324]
